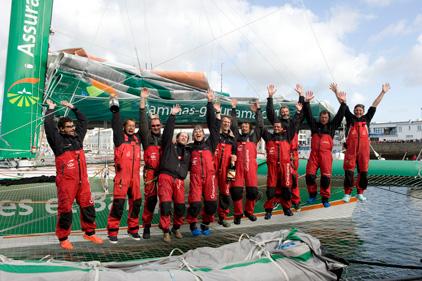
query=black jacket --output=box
[303,101,346,138]
[139,108,162,149]
[189,102,221,153]
[159,114,191,179]
[111,110,142,147]
[266,96,304,141]
[230,107,264,143]
[44,108,87,157]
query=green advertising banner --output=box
[0,0,54,159]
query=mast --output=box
[0,0,54,159]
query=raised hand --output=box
[295,84,304,96]
[60,100,74,109]
[231,98,238,108]
[295,102,303,112]
[267,84,277,97]
[171,104,181,115]
[337,91,346,103]
[46,99,56,109]
[213,102,221,113]
[140,87,149,109]
[250,100,260,112]
[250,102,258,112]
[141,87,149,98]
[207,89,215,102]
[329,83,338,94]
[381,83,390,94]
[305,91,314,102]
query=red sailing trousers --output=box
[290,133,300,205]
[157,173,185,232]
[187,150,217,224]
[232,141,258,216]
[214,143,232,220]
[306,134,333,199]
[107,137,142,236]
[343,121,370,195]
[55,150,96,240]
[264,140,292,210]
[141,145,161,227]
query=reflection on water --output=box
[290,186,422,280]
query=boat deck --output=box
[0,201,356,263]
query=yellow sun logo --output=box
[6,77,40,107]
[8,88,39,107]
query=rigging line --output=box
[141,0,152,67]
[214,0,294,86]
[153,5,285,69]
[202,0,259,95]
[92,0,110,44]
[200,0,217,82]
[295,0,335,82]
[123,0,143,73]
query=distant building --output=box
[84,128,114,153]
[369,120,422,141]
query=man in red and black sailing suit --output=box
[138,88,162,239]
[214,99,237,228]
[331,83,390,202]
[158,105,191,242]
[106,95,142,243]
[266,84,304,210]
[301,85,346,207]
[230,99,263,225]
[187,90,221,236]
[262,101,303,219]
[44,99,103,250]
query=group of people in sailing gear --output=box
[44,82,389,248]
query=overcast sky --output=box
[1,0,421,122]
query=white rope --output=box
[85,261,101,281]
[40,255,54,262]
[238,233,290,281]
[168,248,203,281]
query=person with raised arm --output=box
[266,84,305,210]
[214,98,237,228]
[186,89,221,236]
[330,83,390,202]
[230,99,263,225]
[157,104,191,242]
[300,85,347,207]
[106,95,143,243]
[138,88,163,239]
[44,99,103,250]
[262,99,303,219]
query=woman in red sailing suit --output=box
[106,96,142,243]
[44,100,103,250]
[331,83,390,202]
